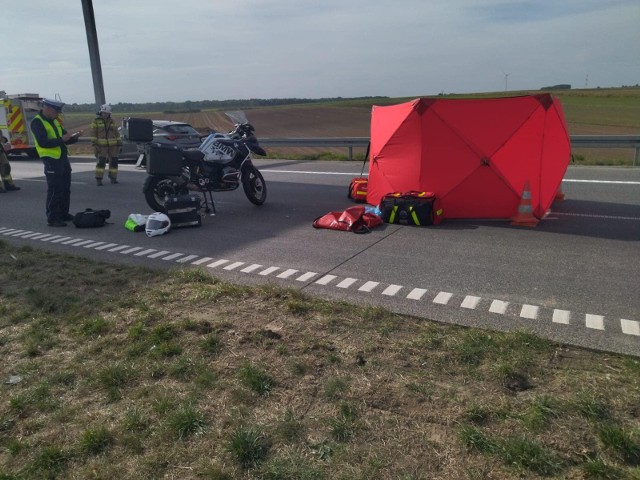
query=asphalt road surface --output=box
[2,156,639,357]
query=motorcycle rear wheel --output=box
[143,176,187,212]
[242,166,267,205]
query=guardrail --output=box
[79,134,640,165]
[257,135,640,166]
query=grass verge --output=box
[0,241,639,479]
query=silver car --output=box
[119,120,202,160]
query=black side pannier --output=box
[124,117,153,142]
[165,194,201,228]
[146,146,184,176]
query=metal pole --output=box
[81,0,106,106]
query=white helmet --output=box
[145,212,171,237]
[99,104,112,114]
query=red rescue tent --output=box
[367,94,571,219]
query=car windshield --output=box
[161,124,199,135]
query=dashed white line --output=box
[621,319,640,336]
[407,288,427,300]
[162,253,185,261]
[83,241,105,249]
[148,250,172,258]
[177,255,199,263]
[296,271,317,282]
[337,278,358,288]
[461,295,481,309]
[95,242,118,250]
[224,261,245,270]
[62,238,89,245]
[21,232,43,239]
[121,246,143,254]
[489,300,509,314]
[207,259,229,268]
[72,240,96,247]
[259,266,280,276]
[316,275,337,285]
[277,269,299,279]
[382,284,402,296]
[553,309,571,324]
[40,235,63,242]
[191,256,214,265]
[586,314,605,330]
[134,248,157,256]
[241,264,263,273]
[108,245,131,252]
[433,292,452,305]
[520,304,539,319]
[358,281,379,292]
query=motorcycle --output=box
[142,111,267,213]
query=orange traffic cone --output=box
[511,181,539,227]
[554,182,566,201]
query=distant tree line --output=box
[62,96,389,113]
[541,84,571,91]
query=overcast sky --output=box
[2,0,638,105]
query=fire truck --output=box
[0,91,43,158]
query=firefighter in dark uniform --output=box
[30,98,81,227]
[0,138,20,193]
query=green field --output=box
[65,87,640,165]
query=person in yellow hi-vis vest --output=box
[91,104,122,186]
[30,99,81,227]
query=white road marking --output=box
[40,235,63,242]
[296,271,317,282]
[586,314,605,330]
[552,309,571,324]
[177,255,199,263]
[358,281,379,292]
[83,241,105,248]
[277,269,299,279]
[121,246,143,254]
[489,300,509,314]
[207,259,229,268]
[259,266,280,276]
[382,284,402,296]
[62,238,89,245]
[224,261,245,270]
[162,253,185,261]
[241,264,263,273]
[20,232,43,239]
[71,240,96,247]
[407,288,427,300]
[108,245,131,252]
[520,304,539,319]
[191,256,214,265]
[316,274,337,285]
[148,250,171,258]
[337,278,358,288]
[94,242,118,250]
[461,295,481,309]
[433,292,452,305]
[134,248,157,256]
[50,236,73,243]
[620,319,640,336]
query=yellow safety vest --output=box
[33,114,64,159]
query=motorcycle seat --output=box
[182,149,205,162]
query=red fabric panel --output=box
[440,166,518,219]
[367,95,570,219]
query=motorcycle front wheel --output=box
[143,176,187,212]
[242,166,267,205]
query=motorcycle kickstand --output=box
[202,190,216,215]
